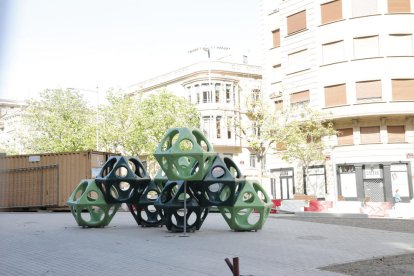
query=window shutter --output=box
[272,29,280,48]
[356,80,382,101]
[321,0,342,24]
[360,126,380,144]
[392,79,414,100]
[387,125,405,143]
[388,0,411,13]
[325,84,347,107]
[291,90,309,103]
[337,128,353,145]
[287,10,306,35]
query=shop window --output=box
[390,164,410,197]
[360,126,380,144]
[356,80,382,102]
[322,40,345,65]
[272,29,280,48]
[352,0,378,17]
[337,128,353,145]
[325,83,347,107]
[290,90,309,108]
[338,165,357,197]
[388,0,411,13]
[353,36,380,59]
[388,34,413,56]
[387,125,405,143]
[304,166,326,198]
[321,0,342,25]
[287,10,306,35]
[392,79,414,101]
[271,168,295,200]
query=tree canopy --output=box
[22,89,96,153]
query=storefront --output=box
[336,162,413,202]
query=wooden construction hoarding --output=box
[0,151,116,210]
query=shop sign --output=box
[364,168,382,179]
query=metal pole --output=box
[180,181,189,237]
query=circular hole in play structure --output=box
[208,183,221,193]
[221,208,231,219]
[115,166,128,178]
[219,186,231,202]
[87,191,99,201]
[147,205,157,213]
[119,182,130,191]
[141,210,148,221]
[146,190,159,201]
[177,208,185,217]
[178,192,191,201]
[179,139,193,151]
[128,161,136,173]
[178,156,191,168]
[108,206,116,216]
[212,166,225,178]
[187,212,196,225]
[110,186,119,199]
[247,209,260,225]
[242,192,255,203]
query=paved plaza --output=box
[0,211,413,276]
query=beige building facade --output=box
[261,0,414,203]
[127,48,263,176]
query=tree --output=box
[21,89,96,153]
[234,89,286,181]
[133,90,200,168]
[279,107,337,196]
[97,90,139,155]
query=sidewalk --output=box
[0,211,413,276]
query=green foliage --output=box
[280,107,336,167]
[97,89,139,155]
[133,90,200,158]
[22,89,96,153]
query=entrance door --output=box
[270,168,294,200]
[363,165,385,202]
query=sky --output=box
[0,0,262,100]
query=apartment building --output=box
[0,99,27,154]
[127,48,263,175]
[262,0,414,203]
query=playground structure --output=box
[67,127,272,232]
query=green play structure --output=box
[67,127,272,231]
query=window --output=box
[304,166,326,198]
[356,80,382,102]
[202,83,211,103]
[360,126,380,144]
[391,164,410,197]
[202,116,213,138]
[352,0,378,17]
[287,10,306,35]
[288,49,309,73]
[275,100,283,111]
[290,90,309,108]
[322,40,345,64]
[249,154,256,168]
[195,84,200,103]
[388,125,405,143]
[325,84,347,107]
[215,83,221,103]
[321,0,342,24]
[272,64,282,81]
[227,116,233,139]
[225,84,232,103]
[353,36,379,59]
[392,79,414,100]
[337,128,353,145]
[216,116,222,139]
[388,34,413,56]
[272,29,280,48]
[388,0,411,13]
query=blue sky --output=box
[0,0,261,100]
